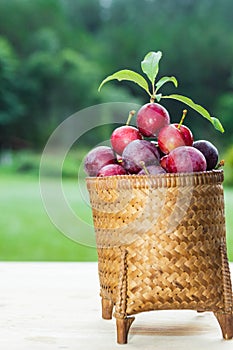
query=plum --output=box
[166,146,207,173]
[122,139,160,173]
[158,123,193,154]
[193,140,218,170]
[84,146,116,177]
[136,103,170,137]
[97,164,127,177]
[111,125,142,155]
[138,164,166,175]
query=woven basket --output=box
[86,170,233,344]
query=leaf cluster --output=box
[99,51,224,133]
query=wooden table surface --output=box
[0,262,232,350]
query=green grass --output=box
[0,174,97,261]
[0,174,233,261]
[224,187,233,261]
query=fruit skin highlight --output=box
[136,103,170,137]
[84,146,116,177]
[166,146,207,173]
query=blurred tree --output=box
[60,0,102,33]
[0,37,25,148]
[215,93,233,147]
[15,45,104,147]
[0,0,232,150]
[96,0,233,146]
[0,0,66,54]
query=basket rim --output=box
[86,169,224,189]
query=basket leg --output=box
[214,312,233,340]
[101,298,113,320]
[116,317,135,344]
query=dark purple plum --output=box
[84,146,116,176]
[193,140,218,170]
[122,140,160,173]
[150,140,165,158]
[143,140,161,158]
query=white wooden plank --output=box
[0,262,232,349]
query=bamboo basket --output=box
[86,170,233,344]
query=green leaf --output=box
[98,69,150,95]
[155,76,178,93]
[155,93,162,102]
[141,51,162,86]
[211,117,225,133]
[162,94,224,133]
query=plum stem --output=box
[126,110,136,125]
[177,109,188,129]
[150,97,155,103]
[139,161,150,175]
[215,159,225,169]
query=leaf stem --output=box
[152,82,156,97]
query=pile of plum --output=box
[84,102,219,177]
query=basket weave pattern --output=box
[86,170,233,343]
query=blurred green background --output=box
[0,0,233,261]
